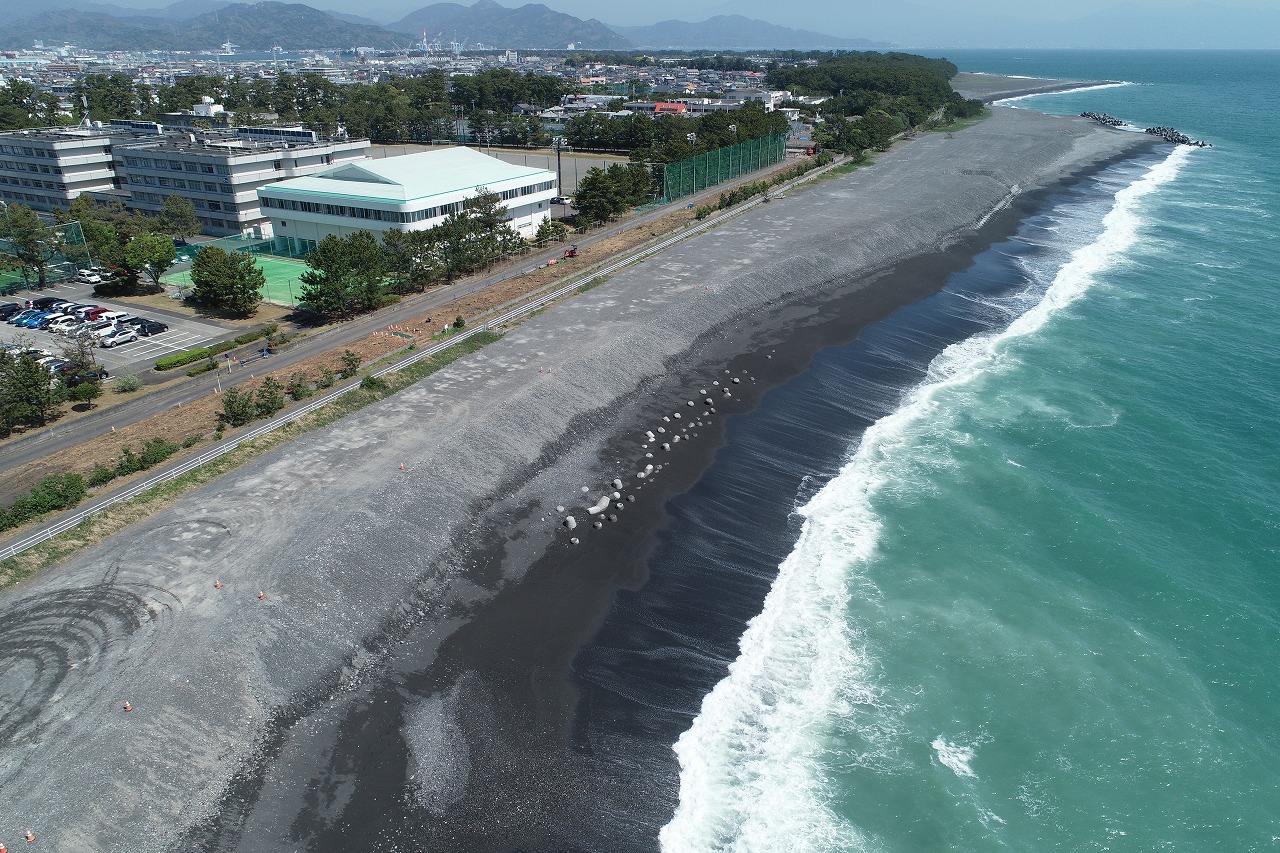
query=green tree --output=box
[0,351,62,433]
[189,246,264,316]
[124,232,177,293]
[75,73,142,122]
[69,380,103,409]
[0,79,63,130]
[0,203,65,287]
[219,387,255,427]
[254,376,285,418]
[298,231,388,317]
[160,195,201,241]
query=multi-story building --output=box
[0,122,369,237]
[258,147,556,255]
[112,128,369,236]
[0,126,119,211]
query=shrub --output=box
[139,436,179,468]
[453,315,465,329]
[254,376,285,418]
[87,464,116,487]
[233,323,278,346]
[182,434,201,448]
[187,360,218,377]
[116,446,142,475]
[360,374,388,392]
[208,341,236,356]
[220,387,255,427]
[339,350,361,378]
[155,348,211,370]
[287,372,313,400]
[115,373,141,393]
[316,368,335,389]
[0,474,87,531]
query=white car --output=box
[99,327,138,348]
[90,322,122,340]
[47,316,81,334]
[75,270,102,284]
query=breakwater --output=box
[1144,126,1211,147]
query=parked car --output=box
[74,319,114,338]
[75,269,102,284]
[25,296,61,311]
[90,322,121,339]
[99,327,138,348]
[132,319,169,337]
[8,309,39,325]
[63,368,110,387]
[0,302,22,320]
[18,311,54,328]
[80,307,108,322]
[47,316,81,333]
[35,312,71,330]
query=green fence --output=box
[660,134,788,203]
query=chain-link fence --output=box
[660,134,788,203]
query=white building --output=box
[257,147,557,256]
[114,128,369,236]
[0,126,119,211]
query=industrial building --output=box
[257,147,557,255]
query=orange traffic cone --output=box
[258,591,265,600]
[123,701,132,712]
[24,830,34,843]
[214,579,222,589]
[399,462,405,470]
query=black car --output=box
[133,319,169,336]
[63,368,110,387]
[0,302,22,320]
[26,296,61,311]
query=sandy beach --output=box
[0,107,1160,852]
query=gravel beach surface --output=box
[0,108,1159,852]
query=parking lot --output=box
[2,280,227,374]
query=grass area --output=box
[933,109,993,134]
[576,275,610,294]
[0,330,503,588]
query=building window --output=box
[185,163,199,172]
[170,160,183,170]
[201,163,214,174]
[273,160,282,171]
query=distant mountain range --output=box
[0,0,875,51]
[387,0,629,49]
[0,1,405,50]
[611,15,888,50]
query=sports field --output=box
[162,253,307,306]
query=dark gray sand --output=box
[0,108,1159,852]
[951,72,1123,103]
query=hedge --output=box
[155,348,211,371]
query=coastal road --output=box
[0,154,808,481]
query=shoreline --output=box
[951,72,1129,103]
[0,108,1163,851]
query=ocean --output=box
[634,51,1280,850]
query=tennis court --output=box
[162,249,309,307]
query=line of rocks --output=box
[1144,126,1211,147]
[1081,111,1125,127]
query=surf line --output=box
[976,183,1020,230]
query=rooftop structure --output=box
[258,146,556,254]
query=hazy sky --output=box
[104,0,1280,48]
[374,0,1280,48]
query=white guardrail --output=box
[2,157,843,561]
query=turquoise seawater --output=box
[662,51,1280,850]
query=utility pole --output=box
[552,135,565,199]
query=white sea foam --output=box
[931,736,978,778]
[994,81,1136,106]
[659,147,1189,852]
